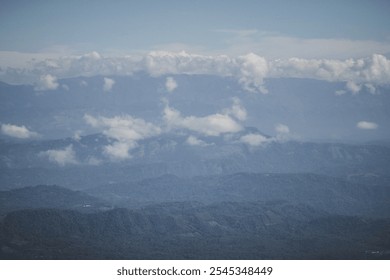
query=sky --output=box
[1,0,390,145]
[0,0,389,94]
[1,0,390,57]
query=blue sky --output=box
[0,0,390,142]
[0,0,389,97]
[1,0,390,57]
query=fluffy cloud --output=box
[41,145,78,166]
[34,74,59,91]
[103,141,137,160]
[346,81,361,94]
[274,123,291,141]
[240,124,292,146]
[84,114,161,160]
[240,133,269,146]
[84,114,161,141]
[356,121,378,130]
[163,100,244,136]
[236,53,268,93]
[103,77,115,92]
[83,51,101,60]
[222,97,247,121]
[186,135,210,147]
[165,76,178,92]
[1,123,38,139]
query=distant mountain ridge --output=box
[0,185,107,215]
[1,133,390,189]
[87,172,390,218]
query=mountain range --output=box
[0,75,389,259]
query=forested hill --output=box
[1,201,389,259]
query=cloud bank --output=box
[1,51,389,94]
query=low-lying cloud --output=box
[275,124,290,134]
[240,133,269,146]
[186,135,210,147]
[240,123,292,147]
[1,123,38,139]
[165,76,178,92]
[357,121,378,130]
[84,114,161,160]
[34,74,59,91]
[41,145,78,166]
[103,77,115,92]
[163,99,246,136]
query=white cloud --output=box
[82,51,101,60]
[34,74,59,91]
[275,124,290,134]
[1,123,38,139]
[236,53,269,93]
[165,76,178,92]
[41,145,78,166]
[223,97,247,121]
[73,130,82,141]
[186,135,210,147]
[240,133,269,146]
[335,89,347,96]
[84,114,161,160]
[240,125,292,146]
[357,121,378,130]
[103,141,137,160]
[346,81,361,94]
[274,123,291,142]
[163,100,244,136]
[103,77,115,92]
[84,114,161,142]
